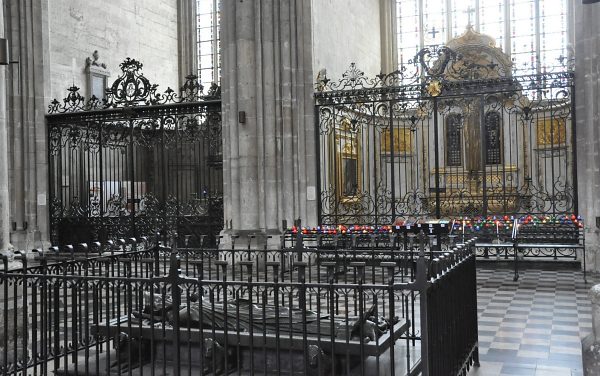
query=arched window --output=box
[196,0,221,89]
[485,111,502,164]
[446,114,463,167]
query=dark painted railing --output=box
[419,240,479,375]
[0,233,478,376]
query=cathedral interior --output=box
[0,0,599,375]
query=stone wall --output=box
[311,0,382,81]
[4,0,181,252]
[48,0,180,100]
[574,1,600,272]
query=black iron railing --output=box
[46,58,223,247]
[315,47,576,225]
[0,234,478,376]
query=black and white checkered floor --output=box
[468,267,594,376]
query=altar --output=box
[315,26,575,225]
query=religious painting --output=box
[342,158,358,196]
[381,127,413,155]
[536,117,566,147]
[334,117,362,202]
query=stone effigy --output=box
[104,291,397,375]
[138,292,390,341]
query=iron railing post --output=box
[417,233,430,376]
[314,103,323,225]
[433,98,441,219]
[571,80,578,216]
[480,94,488,216]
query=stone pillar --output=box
[583,284,600,374]
[220,0,317,248]
[574,0,600,272]
[0,0,12,257]
[177,0,197,84]
[379,0,398,74]
[5,0,51,252]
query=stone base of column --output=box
[582,245,599,273]
[0,250,23,270]
[218,229,284,250]
[10,229,49,253]
[582,333,600,375]
[218,229,285,272]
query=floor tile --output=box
[467,267,595,376]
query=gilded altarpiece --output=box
[315,27,575,225]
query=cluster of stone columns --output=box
[177,0,197,84]
[575,0,600,273]
[219,0,318,248]
[0,0,52,260]
[0,0,11,258]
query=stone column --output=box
[583,284,600,374]
[5,0,51,252]
[177,0,197,84]
[220,0,317,248]
[574,0,600,272]
[0,0,12,258]
[379,0,398,74]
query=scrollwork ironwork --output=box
[48,58,221,115]
[316,45,575,225]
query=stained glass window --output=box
[479,0,505,49]
[396,0,420,77]
[450,0,477,38]
[510,0,537,75]
[485,111,502,164]
[539,0,568,72]
[196,0,221,89]
[446,114,463,167]
[395,0,570,77]
[423,0,447,46]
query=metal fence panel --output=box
[315,47,575,225]
[46,59,223,246]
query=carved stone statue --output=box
[85,50,107,69]
[316,68,328,92]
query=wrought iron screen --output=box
[315,45,576,225]
[46,59,223,246]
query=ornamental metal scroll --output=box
[314,45,574,103]
[314,45,576,225]
[46,58,223,246]
[48,58,221,114]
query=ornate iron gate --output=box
[46,59,223,246]
[315,43,576,225]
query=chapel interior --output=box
[0,0,599,375]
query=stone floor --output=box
[468,267,595,376]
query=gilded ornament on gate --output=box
[536,118,567,146]
[381,128,413,154]
[426,80,442,97]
